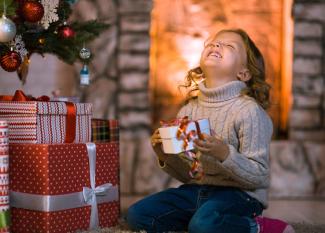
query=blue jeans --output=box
[127,184,263,233]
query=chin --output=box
[201,61,220,69]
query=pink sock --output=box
[256,216,295,233]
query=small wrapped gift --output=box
[91,119,119,143]
[0,90,92,144]
[9,142,119,233]
[159,117,210,154]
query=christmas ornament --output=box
[12,35,28,59]
[40,0,59,29]
[0,15,17,42]
[38,37,45,45]
[17,55,30,84]
[21,1,45,23]
[79,47,91,60]
[58,23,75,39]
[0,50,22,72]
[80,64,89,85]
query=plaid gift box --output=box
[91,119,119,143]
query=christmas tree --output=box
[0,0,109,83]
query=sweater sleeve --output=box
[200,102,273,189]
[158,102,193,183]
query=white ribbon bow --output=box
[83,142,112,230]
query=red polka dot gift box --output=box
[0,90,92,144]
[9,142,120,233]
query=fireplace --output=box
[150,0,294,139]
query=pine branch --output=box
[0,0,17,16]
[0,0,110,79]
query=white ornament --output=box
[79,47,91,60]
[11,35,28,59]
[40,0,59,29]
[0,15,16,42]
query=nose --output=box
[215,42,222,48]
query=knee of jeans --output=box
[189,212,223,233]
[189,215,208,233]
[126,204,142,230]
[126,203,154,232]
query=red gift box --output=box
[9,142,119,233]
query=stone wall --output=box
[269,0,325,198]
[117,0,325,201]
[290,0,325,141]
[116,0,178,205]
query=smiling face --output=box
[199,31,248,83]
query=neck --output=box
[204,72,237,88]
[205,77,233,88]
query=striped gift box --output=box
[0,120,9,233]
[0,101,92,144]
[91,119,119,143]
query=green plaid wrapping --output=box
[91,119,119,142]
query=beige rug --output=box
[79,222,325,233]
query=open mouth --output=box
[208,51,222,58]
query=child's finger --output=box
[193,143,210,153]
[201,134,215,142]
[194,139,212,149]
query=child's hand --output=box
[193,133,229,162]
[151,129,169,162]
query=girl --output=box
[127,28,295,233]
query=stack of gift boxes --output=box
[0,91,120,233]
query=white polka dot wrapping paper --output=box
[9,142,120,233]
[0,120,9,233]
[0,94,92,144]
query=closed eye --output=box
[226,44,235,49]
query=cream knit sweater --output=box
[160,80,273,208]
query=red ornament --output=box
[0,51,22,72]
[21,1,44,23]
[58,25,75,39]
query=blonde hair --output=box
[182,28,271,109]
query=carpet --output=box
[78,221,325,233]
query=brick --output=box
[269,141,314,197]
[119,92,149,109]
[119,34,150,52]
[119,0,153,13]
[289,109,321,128]
[120,72,149,90]
[119,111,151,128]
[294,40,322,56]
[118,53,149,71]
[305,142,325,195]
[121,15,151,32]
[293,94,321,108]
[294,22,323,38]
[292,75,324,95]
[294,3,325,21]
[293,57,321,75]
[290,129,325,141]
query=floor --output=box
[121,196,325,225]
[263,199,325,224]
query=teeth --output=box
[209,52,222,58]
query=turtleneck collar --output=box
[198,80,247,104]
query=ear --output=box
[237,68,252,82]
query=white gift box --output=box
[158,118,210,154]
